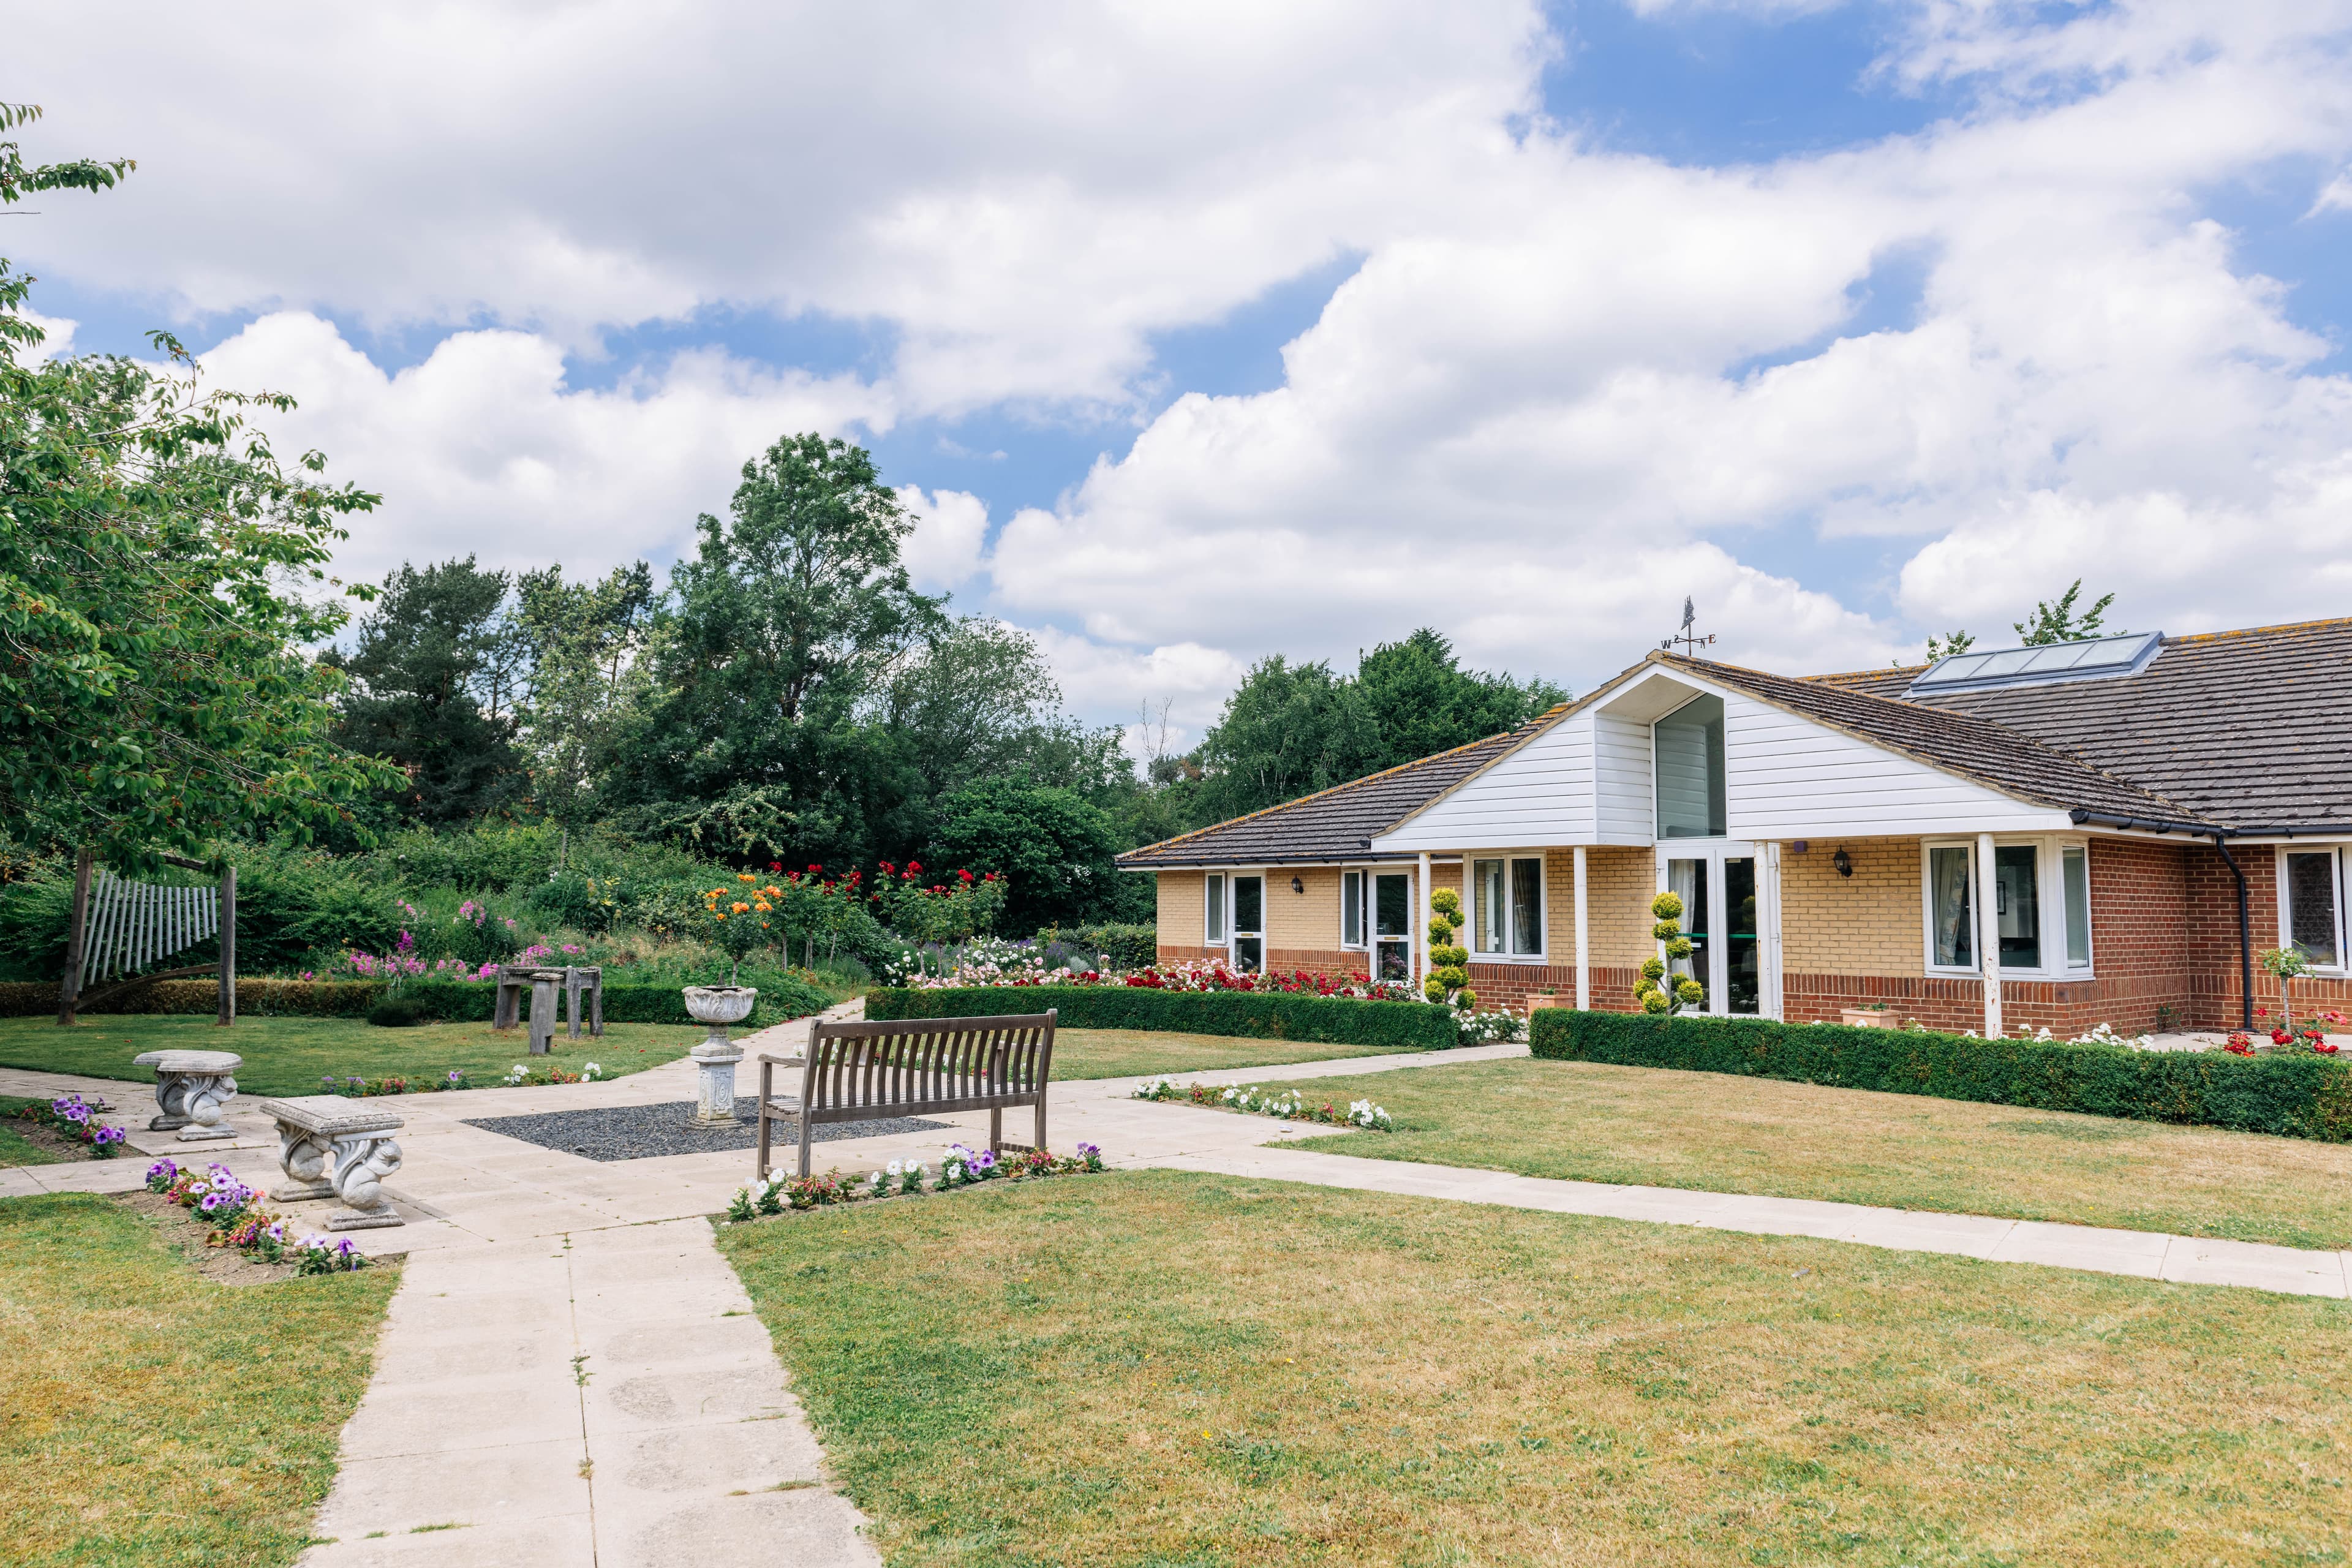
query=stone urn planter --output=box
[683,986,758,1126]
[1839,1007,1893,1028]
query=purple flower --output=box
[198,1193,222,1212]
[973,1149,997,1172]
[336,1238,357,1257]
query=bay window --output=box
[1470,854,1544,960]
[1922,839,2092,978]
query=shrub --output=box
[1528,1008,2352,1143]
[1031,923,1158,971]
[365,995,428,1028]
[866,984,1458,1048]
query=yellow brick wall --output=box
[1584,846,1658,965]
[1780,837,1921,973]
[1156,870,1205,947]
[1266,865,1344,950]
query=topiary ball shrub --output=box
[366,995,428,1028]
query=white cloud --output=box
[895,486,991,593]
[197,312,890,587]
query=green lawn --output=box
[1281,1056,2352,1250]
[0,1095,69,1168]
[719,1170,2352,1567]
[0,1192,396,1567]
[1048,1028,1415,1081]
[0,1014,707,1098]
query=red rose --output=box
[2272,1030,2293,1046]
[958,868,974,883]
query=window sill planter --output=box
[1839,1008,1893,1029]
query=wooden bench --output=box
[754,1011,1057,1182]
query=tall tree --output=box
[513,559,655,825]
[0,103,394,871]
[925,775,1125,932]
[2015,580,2118,644]
[323,557,526,826]
[1353,628,1566,774]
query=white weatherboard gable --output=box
[1375,661,2076,850]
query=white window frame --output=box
[1919,836,2094,981]
[1204,872,1226,948]
[1466,852,1548,963]
[2276,844,2350,976]
[1341,868,1368,951]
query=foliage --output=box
[1422,886,1471,1008]
[15,1092,125,1156]
[1132,1075,1393,1129]
[727,1142,1105,1219]
[696,871,783,981]
[2015,579,2119,644]
[510,559,656,825]
[866,984,1461,1048]
[1030,922,1157,971]
[870,859,1007,950]
[2257,946,2312,1028]
[1528,1008,2352,1142]
[1632,891,1703,1015]
[0,973,829,1026]
[926,775,1122,930]
[1922,630,1975,662]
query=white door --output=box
[1230,874,1265,973]
[1654,842,1771,1017]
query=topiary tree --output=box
[2258,946,2311,1031]
[1634,891,1705,1015]
[1423,888,1476,1011]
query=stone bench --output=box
[256,1095,405,1231]
[132,1049,242,1142]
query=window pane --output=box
[1473,860,1505,954]
[1232,875,1262,936]
[1342,872,1363,946]
[1929,847,1973,968]
[2062,846,2091,968]
[1233,935,1262,973]
[1510,858,1540,956]
[1724,856,1758,1014]
[1205,874,1226,943]
[1668,858,1709,1005]
[2288,852,2340,968]
[1994,845,2040,969]
[1654,695,1727,839]
[1374,873,1410,938]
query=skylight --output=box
[1905,630,2163,697]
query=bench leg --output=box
[989,1106,1002,1157]
[755,1060,772,1183]
[796,1114,812,1180]
[1035,1092,1047,1156]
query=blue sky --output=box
[14,1,2352,737]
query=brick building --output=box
[1117,619,2352,1036]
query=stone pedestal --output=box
[132,1049,243,1142]
[683,986,758,1128]
[256,1095,406,1230]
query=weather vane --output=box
[1661,597,1716,657]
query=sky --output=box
[10,1,2352,759]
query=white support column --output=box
[1573,846,1590,1011]
[1416,851,1431,990]
[1975,832,2003,1038]
[1762,841,1784,1021]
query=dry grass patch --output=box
[719,1169,2352,1567]
[1047,1028,1416,1081]
[0,1192,395,1566]
[1284,1057,2352,1250]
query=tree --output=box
[2015,581,2117,645]
[925,776,1124,931]
[0,104,394,872]
[1352,628,1566,775]
[323,557,526,826]
[513,559,655,825]
[1923,630,1975,662]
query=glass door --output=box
[1373,872,1412,982]
[1231,875,1264,973]
[1659,844,1763,1017]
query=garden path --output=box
[7,1011,2352,1566]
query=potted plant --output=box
[1839,1003,1892,1028]
[1526,987,1564,1012]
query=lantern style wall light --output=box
[1833,848,1853,878]
[1291,875,1305,894]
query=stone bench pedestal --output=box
[132,1049,243,1142]
[257,1095,406,1231]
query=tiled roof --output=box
[1667,654,2220,827]
[1853,618,2352,831]
[1115,707,1570,868]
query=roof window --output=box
[1905,630,2163,697]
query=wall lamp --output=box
[1291,875,1305,894]
[1833,848,1853,879]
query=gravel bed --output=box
[462,1101,952,1163]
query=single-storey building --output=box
[1117,618,2352,1036]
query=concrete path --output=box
[10,1009,2352,1567]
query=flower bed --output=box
[144,1158,372,1273]
[0,973,832,1023]
[306,1060,605,1098]
[1131,1076,1393,1130]
[725,1141,1106,1221]
[15,1093,128,1157]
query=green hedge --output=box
[1032,924,1158,971]
[867,985,1457,1049]
[7,974,832,1027]
[1529,1008,2352,1143]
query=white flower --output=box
[886,1159,902,1177]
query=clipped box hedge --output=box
[5,976,820,1027]
[867,985,1458,1049]
[1529,1008,2352,1143]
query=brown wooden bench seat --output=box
[754,1009,1057,1181]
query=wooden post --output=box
[529,973,556,1055]
[565,966,583,1040]
[216,864,237,1027]
[56,849,94,1027]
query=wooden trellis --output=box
[56,851,238,1027]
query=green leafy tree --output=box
[1193,655,1374,823]
[322,556,526,826]
[0,103,394,873]
[1353,628,1566,774]
[1923,630,1975,662]
[2015,581,2118,645]
[925,776,1123,930]
[1634,891,1704,1014]
[1424,887,1472,1009]
[513,559,655,824]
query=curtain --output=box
[1931,847,1973,968]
